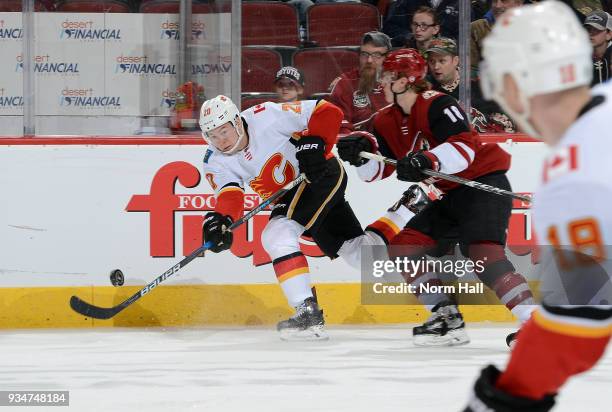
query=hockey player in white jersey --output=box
[464,2,612,410]
[199,96,418,340]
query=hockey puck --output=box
[110,269,124,287]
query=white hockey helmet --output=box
[480,1,592,137]
[199,95,245,154]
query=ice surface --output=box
[1,324,610,411]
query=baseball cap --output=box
[584,10,612,31]
[274,66,305,87]
[425,37,458,56]
[362,31,392,50]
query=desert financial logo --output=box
[160,89,177,109]
[59,19,121,40]
[115,55,176,76]
[160,20,206,40]
[125,161,324,265]
[0,88,23,108]
[59,88,121,109]
[192,55,231,76]
[0,20,22,40]
[15,54,79,75]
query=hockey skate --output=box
[277,297,329,341]
[413,301,470,346]
[388,184,431,214]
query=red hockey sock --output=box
[496,306,612,399]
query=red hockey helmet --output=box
[382,48,427,85]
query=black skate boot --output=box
[413,300,470,346]
[277,297,328,341]
[388,184,431,214]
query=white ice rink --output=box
[2,324,610,411]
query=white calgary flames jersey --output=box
[533,82,612,305]
[202,100,318,200]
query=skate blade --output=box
[279,325,329,341]
[413,329,470,347]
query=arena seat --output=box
[292,47,359,97]
[242,2,300,47]
[306,3,380,47]
[139,0,219,13]
[241,93,279,111]
[242,47,283,93]
[56,0,131,12]
[0,0,48,11]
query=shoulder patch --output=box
[421,90,441,100]
[203,149,213,164]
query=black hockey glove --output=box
[202,212,233,253]
[295,136,328,183]
[396,151,436,182]
[463,365,555,412]
[336,132,374,166]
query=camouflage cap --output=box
[425,37,458,57]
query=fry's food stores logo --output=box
[124,162,537,266]
[60,19,121,40]
[125,161,323,266]
[115,54,176,76]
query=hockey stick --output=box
[70,174,307,320]
[359,151,532,203]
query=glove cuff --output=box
[422,151,440,172]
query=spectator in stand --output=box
[404,6,441,56]
[382,0,483,46]
[273,66,306,102]
[426,37,515,132]
[328,31,391,135]
[584,10,612,85]
[471,0,524,77]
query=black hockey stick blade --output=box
[70,295,122,319]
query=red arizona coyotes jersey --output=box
[360,90,510,192]
[202,100,342,221]
[328,68,390,135]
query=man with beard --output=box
[328,31,391,136]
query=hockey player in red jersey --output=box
[464,1,612,410]
[199,96,417,341]
[337,48,536,346]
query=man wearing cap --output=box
[584,10,612,85]
[273,66,306,103]
[427,37,515,132]
[328,31,391,136]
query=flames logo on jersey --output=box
[249,152,296,199]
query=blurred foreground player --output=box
[465,2,612,410]
[199,96,416,340]
[337,49,536,346]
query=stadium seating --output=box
[306,3,380,47]
[242,47,283,93]
[139,0,220,13]
[241,93,278,111]
[292,48,359,97]
[56,0,131,12]
[242,2,300,47]
[0,0,48,11]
